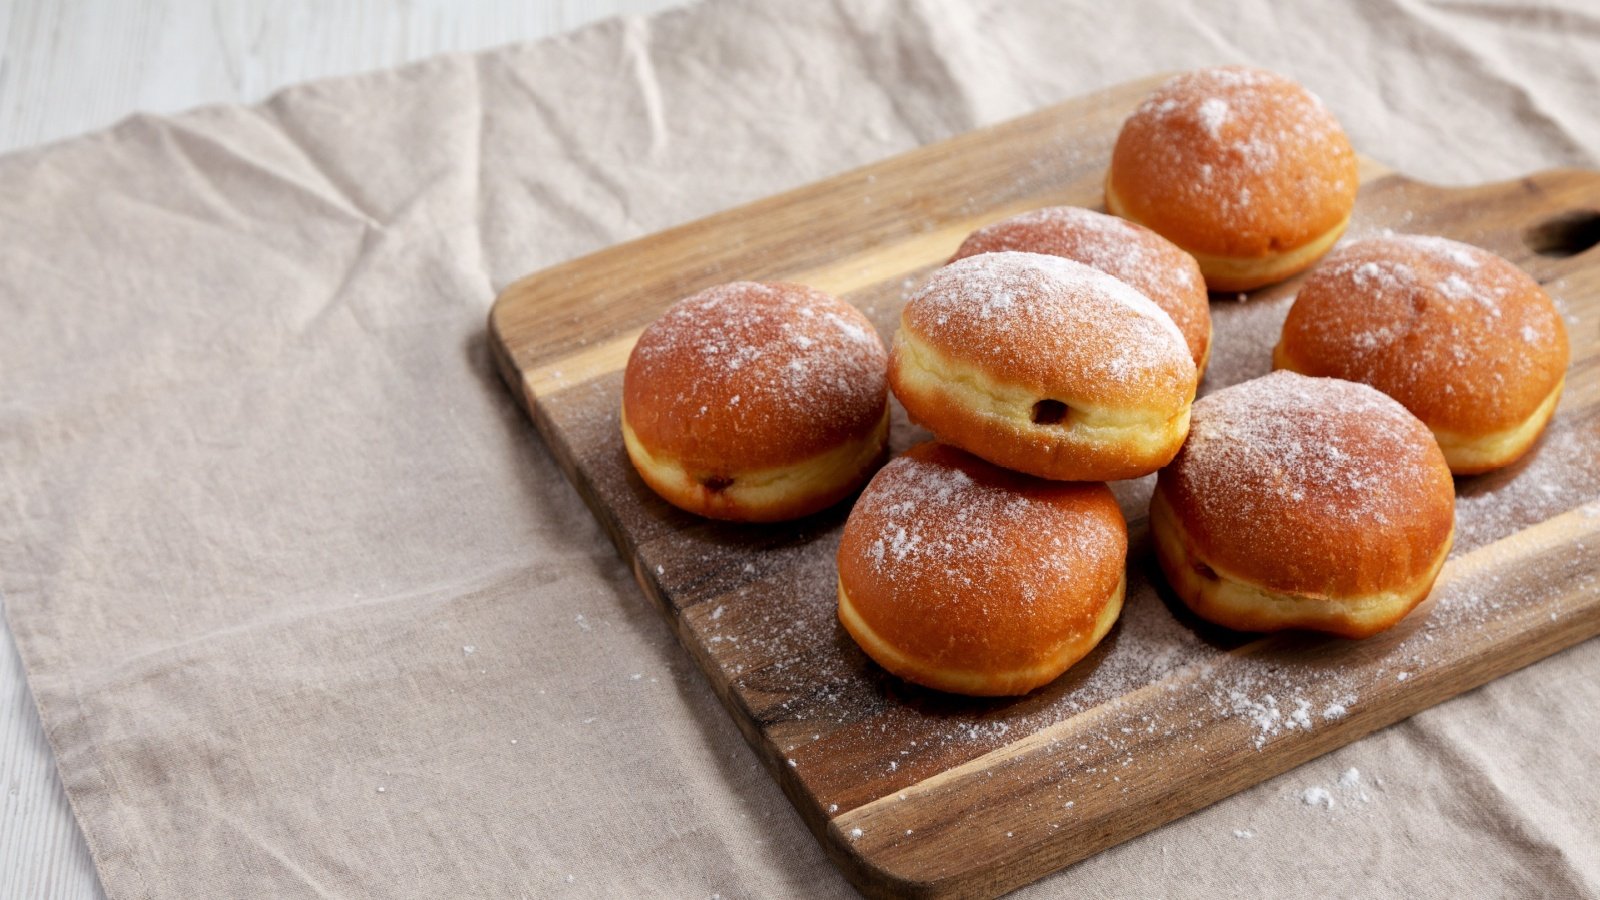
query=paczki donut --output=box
[1274,234,1570,474]
[889,251,1197,482]
[1151,371,1455,638]
[837,442,1128,696]
[951,205,1213,377]
[1106,66,1358,292]
[622,281,888,522]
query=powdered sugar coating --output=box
[1279,234,1569,434]
[1180,374,1430,522]
[1197,97,1231,140]
[849,449,1117,599]
[1109,66,1357,258]
[951,207,1211,369]
[1159,371,1454,595]
[837,442,1126,673]
[900,251,1194,404]
[624,281,888,468]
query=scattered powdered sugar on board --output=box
[1206,659,1357,750]
[1452,420,1600,552]
[1233,694,1311,748]
[694,537,1222,787]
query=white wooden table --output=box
[0,3,682,897]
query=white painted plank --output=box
[1,622,103,900]
[0,0,686,154]
[0,2,683,897]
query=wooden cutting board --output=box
[487,74,1600,898]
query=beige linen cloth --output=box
[4,1,1599,896]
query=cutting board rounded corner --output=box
[819,820,948,900]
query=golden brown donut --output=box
[622,281,888,521]
[1151,372,1455,638]
[837,442,1128,696]
[1106,66,1359,292]
[889,251,1197,482]
[952,206,1213,376]
[1274,234,1570,475]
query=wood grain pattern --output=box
[489,73,1600,897]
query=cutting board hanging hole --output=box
[1524,209,1600,258]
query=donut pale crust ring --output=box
[1106,179,1351,293]
[891,331,1193,481]
[1278,345,1565,476]
[951,205,1214,376]
[836,442,1128,696]
[1152,490,1451,638]
[1274,234,1571,474]
[1151,372,1456,638]
[1427,377,1563,474]
[1106,66,1359,292]
[838,573,1125,696]
[622,407,888,522]
[622,281,889,521]
[890,251,1197,482]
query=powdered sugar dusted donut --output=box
[1274,234,1570,474]
[953,206,1213,376]
[889,251,1197,482]
[1151,372,1455,638]
[837,442,1127,696]
[622,282,888,521]
[1107,66,1358,292]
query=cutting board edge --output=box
[813,502,1600,898]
